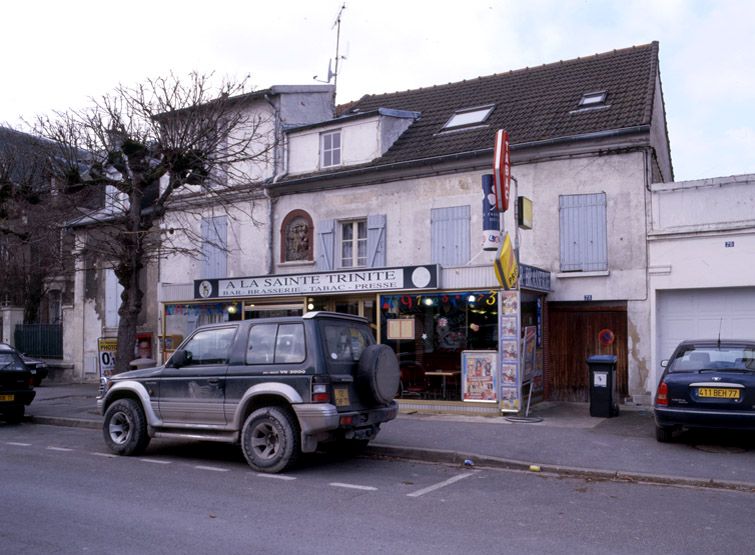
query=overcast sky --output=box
[2,0,753,181]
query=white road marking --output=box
[194,465,230,472]
[329,482,378,491]
[92,452,116,458]
[407,471,480,498]
[139,458,171,465]
[256,473,297,480]
[46,446,73,452]
[6,442,31,447]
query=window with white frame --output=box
[559,193,608,272]
[321,130,341,168]
[339,219,367,268]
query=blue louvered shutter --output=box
[367,214,386,268]
[201,216,227,278]
[559,193,607,272]
[316,219,335,270]
[431,206,470,266]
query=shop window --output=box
[316,215,386,270]
[201,216,227,278]
[280,210,313,263]
[559,193,607,272]
[380,291,498,401]
[431,206,470,266]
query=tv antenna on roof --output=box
[313,3,347,106]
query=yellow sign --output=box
[494,232,519,289]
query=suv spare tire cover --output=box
[358,344,400,405]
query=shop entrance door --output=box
[546,303,628,402]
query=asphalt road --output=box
[2,423,755,555]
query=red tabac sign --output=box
[493,129,511,212]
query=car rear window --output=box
[0,352,26,371]
[670,346,755,372]
[321,321,374,366]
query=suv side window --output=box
[182,327,236,365]
[275,324,306,363]
[247,324,277,364]
[246,323,306,364]
[323,322,372,362]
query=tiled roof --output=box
[338,42,659,168]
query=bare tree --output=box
[0,127,73,323]
[35,73,272,373]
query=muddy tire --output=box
[241,407,300,473]
[103,398,150,456]
[358,344,400,405]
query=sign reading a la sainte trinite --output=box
[194,265,438,300]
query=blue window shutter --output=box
[559,193,607,272]
[431,206,470,266]
[367,214,386,268]
[201,216,228,278]
[316,219,335,270]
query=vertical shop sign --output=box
[499,291,521,412]
[97,337,118,378]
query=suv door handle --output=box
[207,378,221,385]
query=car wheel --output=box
[358,344,400,405]
[4,406,24,424]
[655,425,674,443]
[103,399,150,456]
[241,407,300,473]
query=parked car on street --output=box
[654,339,755,442]
[0,342,48,386]
[97,312,400,473]
[0,343,37,423]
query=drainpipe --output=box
[263,93,288,275]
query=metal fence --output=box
[14,324,63,359]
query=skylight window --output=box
[443,105,495,129]
[578,91,607,107]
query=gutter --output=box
[272,125,652,188]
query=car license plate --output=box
[0,394,15,402]
[697,387,740,399]
[334,388,350,407]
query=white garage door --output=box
[657,288,755,365]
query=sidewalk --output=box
[26,382,755,492]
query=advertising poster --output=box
[499,291,521,412]
[97,337,118,378]
[461,350,498,402]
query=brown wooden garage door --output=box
[546,303,627,402]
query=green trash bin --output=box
[587,355,619,418]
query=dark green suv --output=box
[97,312,400,472]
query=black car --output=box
[0,342,48,386]
[654,339,755,442]
[0,344,36,423]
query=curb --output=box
[30,416,101,430]
[367,444,755,494]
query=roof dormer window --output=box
[578,91,607,107]
[442,104,495,130]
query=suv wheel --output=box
[358,344,400,405]
[241,407,300,473]
[103,399,151,456]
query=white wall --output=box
[648,173,755,390]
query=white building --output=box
[649,173,755,395]
[157,42,673,411]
